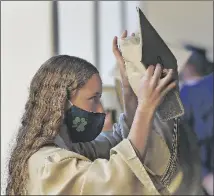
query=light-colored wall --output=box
[58,1,96,65]
[1,1,53,193]
[140,1,213,61]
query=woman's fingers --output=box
[160,81,177,98]
[152,64,163,86]
[112,36,118,54]
[112,36,121,56]
[113,31,134,54]
[157,69,174,91]
[161,68,168,78]
[145,65,155,79]
[121,30,135,39]
[112,36,124,65]
[113,30,127,54]
[121,30,127,39]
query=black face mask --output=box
[64,104,106,143]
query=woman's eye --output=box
[89,95,101,103]
[89,96,97,101]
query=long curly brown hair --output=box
[6,55,99,195]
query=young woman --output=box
[6,32,188,195]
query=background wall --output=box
[1,1,53,193]
[141,1,213,61]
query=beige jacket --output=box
[28,139,162,195]
[27,114,201,195]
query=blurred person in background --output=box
[180,45,213,85]
[180,46,213,195]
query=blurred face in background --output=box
[180,63,203,85]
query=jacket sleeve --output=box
[68,113,130,160]
[28,139,160,195]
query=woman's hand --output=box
[112,30,138,128]
[128,64,177,157]
[137,64,176,112]
[112,30,135,89]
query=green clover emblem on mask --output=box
[72,117,88,132]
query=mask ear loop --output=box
[66,87,73,108]
[68,100,73,107]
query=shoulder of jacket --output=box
[28,146,91,169]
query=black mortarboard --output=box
[138,8,177,73]
[137,7,184,121]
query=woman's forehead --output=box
[80,74,102,95]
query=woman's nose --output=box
[97,103,104,113]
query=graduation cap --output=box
[183,44,213,75]
[119,7,184,121]
[138,8,177,73]
[185,44,207,64]
[138,8,185,121]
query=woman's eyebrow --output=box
[94,92,102,96]
[88,91,102,97]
